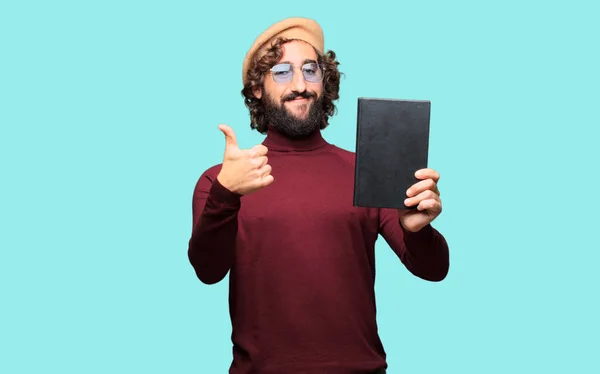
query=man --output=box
[188,17,449,374]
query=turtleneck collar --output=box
[262,126,329,152]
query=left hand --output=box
[398,168,442,232]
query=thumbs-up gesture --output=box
[216,124,274,195]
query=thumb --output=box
[218,124,238,151]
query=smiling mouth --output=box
[287,97,309,103]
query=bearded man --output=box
[188,17,450,374]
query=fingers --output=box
[405,189,440,208]
[260,174,275,187]
[415,168,440,183]
[216,124,274,194]
[217,124,267,158]
[257,164,274,187]
[218,124,238,150]
[258,164,272,178]
[406,178,440,198]
[249,144,268,158]
[249,150,272,186]
[257,156,268,167]
[417,198,442,213]
[249,155,268,170]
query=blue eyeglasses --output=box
[269,62,325,84]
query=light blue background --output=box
[1,0,599,373]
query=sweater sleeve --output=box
[187,169,242,284]
[378,208,450,281]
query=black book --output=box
[353,97,431,210]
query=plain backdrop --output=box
[1,0,599,373]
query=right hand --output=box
[216,124,274,195]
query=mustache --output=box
[281,91,317,102]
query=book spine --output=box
[352,99,363,206]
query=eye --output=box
[271,63,291,73]
[302,63,319,74]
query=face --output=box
[254,40,325,137]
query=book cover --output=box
[353,97,431,209]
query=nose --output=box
[290,66,307,93]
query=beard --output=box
[263,90,324,138]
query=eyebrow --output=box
[279,59,318,65]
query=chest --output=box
[238,153,376,231]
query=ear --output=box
[252,85,262,99]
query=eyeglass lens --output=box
[271,63,323,83]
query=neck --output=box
[262,126,328,152]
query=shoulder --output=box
[325,144,356,167]
[202,163,223,177]
[193,163,223,189]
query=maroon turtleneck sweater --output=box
[188,127,449,374]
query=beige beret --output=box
[242,17,324,85]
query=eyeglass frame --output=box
[268,60,326,84]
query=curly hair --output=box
[241,37,342,134]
